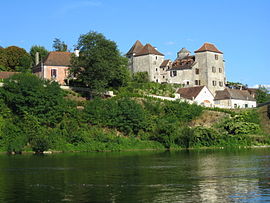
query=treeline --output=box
[0,73,269,154]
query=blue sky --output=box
[0,0,269,87]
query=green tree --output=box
[256,86,270,103]
[0,73,74,127]
[53,38,68,52]
[132,72,149,83]
[0,46,32,72]
[71,31,130,95]
[29,45,49,65]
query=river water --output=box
[0,148,270,202]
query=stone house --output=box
[33,51,72,85]
[176,86,214,107]
[214,88,256,108]
[127,41,226,96]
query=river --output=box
[0,148,269,202]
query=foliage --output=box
[268,105,270,119]
[0,46,32,72]
[84,97,149,135]
[53,38,68,52]
[0,73,74,126]
[29,45,49,65]
[132,72,149,83]
[70,31,130,95]
[256,86,270,103]
[226,81,247,89]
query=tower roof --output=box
[178,47,190,54]
[135,43,164,56]
[195,43,223,54]
[126,40,144,56]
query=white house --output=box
[176,86,214,107]
[214,88,256,108]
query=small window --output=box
[219,68,222,73]
[156,79,158,82]
[195,68,199,75]
[234,104,237,108]
[219,81,223,87]
[212,81,217,86]
[156,68,158,72]
[212,66,216,73]
[163,68,164,71]
[163,76,165,78]
[215,54,218,60]
[156,56,158,60]
[186,81,190,85]
[195,80,201,85]
[245,104,248,108]
[51,69,57,79]
[172,70,177,77]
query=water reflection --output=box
[0,149,269,202]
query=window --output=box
[195,80,201,85]
[172,70,177,77]
[156,79,158,82]
[212,81,217,86]
[195,68,199,75]
[245,104,248,108]
[219,68,222,73]
[163,68,164,71]
[234,104,237,108]
[186,81,190,85]
[156,68,158,71]
[215,54,218,60]
[156,56,158,60]
[51,69,57,79]
[219,81,223,87]
[212,66,216,73]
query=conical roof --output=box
[195,43,223,54]
[135,43,164,56]
[126,40,144,56]
[178,47,190,53]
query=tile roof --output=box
[214,88,256,101]
[0,71,19,79]
[177,86,205,100]
[43,52,72,66]
[171,55,196,70]
[160,59,171,68]
[195,43,223,54]
[135,43,164,57]
[126,40,144,56]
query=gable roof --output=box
[177,86,205,100]
[43,52,72,66]
[135,43,164,57]
[195,43,223,54]
[126,40,144,56]
[214,88,256,101]
[0,71,19,79]
[160,59,171,68]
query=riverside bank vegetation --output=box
[0,31,270,154]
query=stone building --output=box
[126,41,226,95]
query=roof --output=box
[126,40,144,56]
[160,60,171,68]
[177,86,205,100]
[178,48,190,54]
[195,43,223,54]
[43,52,72,66]
[214,88,256,101]
[0,71,19,79]
[135,43,164,57]
[171,55,196,70]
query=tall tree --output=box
[71,31,130,95]
[0,46,31,72]
[29,45,49,65]
[256,86,270,103]
[52,38,68,52]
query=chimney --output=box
[35,52,39,65]
[74,49,80,57]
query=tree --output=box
[29,45,49,65]
[0,73,74,127]
[0,46,32,72]
[71,31,130,95]
[256,86,270,103]
[53,38,68,52]
[226,81,247,89]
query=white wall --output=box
[194,86,214,107]
[214,99,256,108]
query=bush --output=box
[132,72,149,83]
[267,105,270,119]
